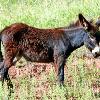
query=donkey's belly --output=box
[22,49,53,63]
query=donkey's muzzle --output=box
[92,46,100,57]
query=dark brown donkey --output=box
[0,14,100,88]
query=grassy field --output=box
[0,0,100,100]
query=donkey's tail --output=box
[0,33,3,62]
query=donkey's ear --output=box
[78,13,92,30]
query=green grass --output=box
[0,0,100,100]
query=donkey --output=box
[0,14,100,87]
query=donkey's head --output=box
[78,13,100,57]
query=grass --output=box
[0,0,100,100]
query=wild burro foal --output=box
[0,14,100,87]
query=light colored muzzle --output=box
[92,46,100,56]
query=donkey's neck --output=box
[65,28,85,49]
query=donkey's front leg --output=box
[54,55,65,86]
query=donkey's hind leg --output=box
[0,54,16,95]
[0,61,13,96]
[7,74,14,97]
[4,46,19,78]
[1,59,13,81]
[0,47,18,83]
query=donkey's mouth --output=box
[93,53,100,58]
